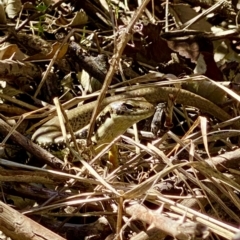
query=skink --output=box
[32,97,154,149]
[32,86,240,146]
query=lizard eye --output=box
[116,103,134,115]
[122,103,134,110]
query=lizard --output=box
[32,97,155,151]
[32,86,240,147]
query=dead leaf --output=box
[0,2,6,23]
[55,9,88,27]
[3,0,22,18]
[24,42,68,61]
[169,3,212,31]
[0,44,27,60]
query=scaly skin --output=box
[32,87,240,145]
[32,97,154,147]
[91,98,154,150]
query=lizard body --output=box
[32,97,154,148]
[32,87,239,145]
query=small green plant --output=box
[34,1,48,36]
[35,1,48,12]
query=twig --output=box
[0,200,65,240]
[0,118,64,169]
[86,0,151,145]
